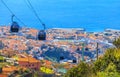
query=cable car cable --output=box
[24,0,46,40]
[25,0,46,30]
[1,0,26,26]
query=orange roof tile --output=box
[0,74,8,77]
[45,60,52,65]
[18,56,39,63]
[2,66,18,72]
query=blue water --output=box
[0,0,120,32]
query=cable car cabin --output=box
[60,56,64,60]
[10,22,20,32]
[73,59,77,63]
[38,30,46,40]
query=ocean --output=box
[0,0,120,32]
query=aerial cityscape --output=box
[0,0,120,77]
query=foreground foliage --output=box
[64,62,93,77]
[64,37,120,77]
[113,37,120,48]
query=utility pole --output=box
[0,40,4,55]
[82,43,84,61]
[96,42,99,60]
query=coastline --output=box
[0,25,120,33]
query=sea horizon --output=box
[0,25,120,33]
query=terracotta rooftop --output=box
[2,66,18,72]
[18,55,40,63]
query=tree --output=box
[105,62,117,77]
[113,37,120,48]
[64,62,93,77]
[93,48,116,73]
[94,48,120,71]
[93,58,106,73]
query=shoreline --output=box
[0,25,120,33]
